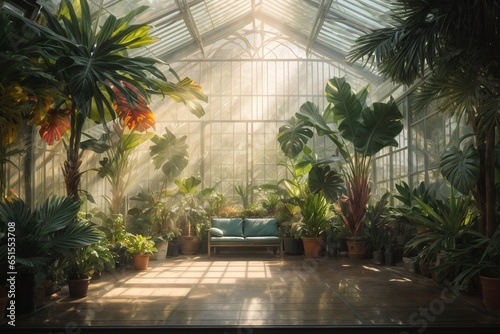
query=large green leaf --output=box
[175,176,202,196]
[308,165,345,203]
[149,128,189,180]
[277,116,313,158]
[354,100,404,156]
[325,77,364,142]
[439,143,479,194]
[36,195,82,235]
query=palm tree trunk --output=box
[63,110,82,202]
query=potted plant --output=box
[174,177,204,255]
[278,77,403,259]
[62,241,115,298]
[166,228,182,257]
[283,220,304,255]
[299,192,334,258]
[403,188,476,281]
[124,234,157,270]
[364,193,392,264]
[0,195,102,313]
[435,226,500,309]
[151,236,168,261]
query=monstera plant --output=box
[278,76,403,257]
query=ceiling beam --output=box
[175,0,205,57]
[158,14,254,62]
[306,0,333,56]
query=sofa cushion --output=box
[210,236,245,242]
[209,227,224,237]
[243,236,280,243]
[243,218,279,237]
[211,218,244,237]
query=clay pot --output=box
[302,237,325,258]
[133,254,151,270]
[67,278,91,298]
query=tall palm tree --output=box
[5,0,207,201]
[348,0,500,237]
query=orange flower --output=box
[112,82,155,132]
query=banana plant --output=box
[278,76,403,240]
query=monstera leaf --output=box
[308,165,345,203]
[149,127,189,180]
[440,142,479,194]
[325,77,403,157]
[278,116,313,158]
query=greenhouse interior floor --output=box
[5,248,500,334]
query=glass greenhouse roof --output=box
[36,0,395,79]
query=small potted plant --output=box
[165,228,182,257]
[124,234,157,270]
[299,192,334,258]
[63,241,115,298]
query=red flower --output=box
[112,82,155,132]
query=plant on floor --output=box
[0,195,102,312]
[433,226,500,309]
[124,234,158,256]
[62,240,115,280]
[299,191,334,258]
[124,233,157,270]
[403,188,477,281]
[278,77,403,257]
[364,192,392,263]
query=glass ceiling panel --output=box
[36,0,396,80]
[261,0,316,36]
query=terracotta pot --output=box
[346,240,366,259]
[302,237,325,258]
[67,278,91,298]
[480,276,500,310]
[133,254,151,270]
[180,236,200,255]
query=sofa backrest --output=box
[243,218,279,237]
[210,218,244,237]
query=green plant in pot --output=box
[299,192,334,258]
[278,77,403,259]
[124,234,157,270]
[435,226,500,309]
[364,192,391,265]
[0,195,102,313]
[62,241,115,298]
[403,189,476,281]
[174,176,205,255]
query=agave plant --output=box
[278,76,403,240]
[5,0,207,201]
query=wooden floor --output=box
[4,250,500,333]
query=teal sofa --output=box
[208,217,283,258]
